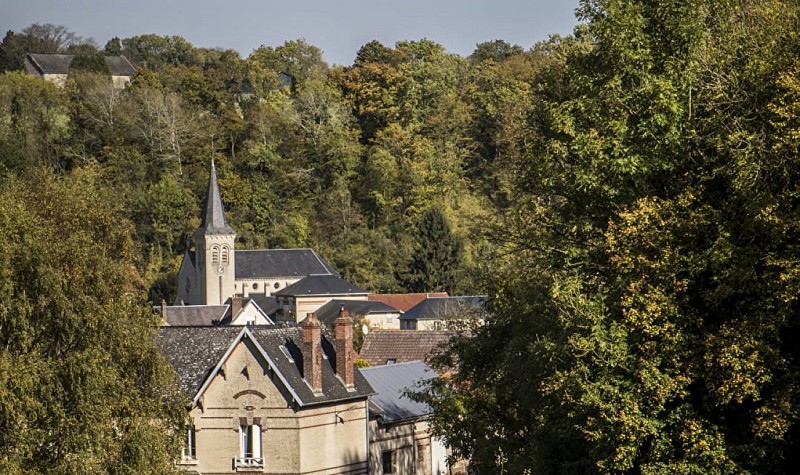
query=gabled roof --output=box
[274,274,368,297]
[103,55,136,76]
[26,53,72,74]
[25,53,136,76]
[315,300,400,325]
[157,326,374,407]
[157,326,242,396]
[246,295,280,317]
[235,249,338,279]
[400,296,488,321]
[359,330,454,367]
[196,161,235,236]
[368,293,448,313]
[156,305,229,326]
[360,361,437,423]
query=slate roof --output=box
[235,249,338,279]
[157,326,374,407]
[359,330,454,367]
[26,53,72,74]
[103,55,136,76]
[368,293,448,313]
[196,161,235,236]
[360,361,436,423]
[274,275,368,297]
[158,326,242,396]
[246,295,280,317]
[25,53,136,76]
[315,299,400,325]
[400,296,488,321]
[156,305,229,326]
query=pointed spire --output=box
[197,160,235,236]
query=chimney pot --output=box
[300,312,323,393]
[334,307,355,388]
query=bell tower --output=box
[194,161,236,305]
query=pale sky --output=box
[1,0,581,66]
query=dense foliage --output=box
[5,2,800,470]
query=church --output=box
[173,162,366,321]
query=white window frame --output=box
[237,423,263,468]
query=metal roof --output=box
[360,361,437,423]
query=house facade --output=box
[158,310,374,474]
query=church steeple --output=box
[197,160,235,236]
[193,160,236,305]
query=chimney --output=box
[231,296,243,319]
[300,312,323,394]
[334,307,355,388]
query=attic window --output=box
[386,359,397,365]
[279,345,294,363]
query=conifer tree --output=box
[403,206,463,293]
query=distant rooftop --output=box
[274,274,368,297]
[368,292,448,313]
[359,330,454,367]
[361,361,437,423]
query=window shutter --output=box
[252,424,262,458]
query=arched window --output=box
[222,246,230,264]
[211,245,220,264]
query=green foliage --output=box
[402,206,463,293]
[0,167,185,473]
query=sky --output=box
[1,0,581,66]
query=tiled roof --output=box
[359,330,454,367]
[400,296,488,321]
[360,361,436,423]
[156,305,229,326]
[235,249,338,279]
[368,293,448,312]
[315,299,400,325]
[157,326,374,407]
[274,275,368,297]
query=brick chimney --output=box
[300,312,323,394]
[231,296,243,319]
[334,307,355,388]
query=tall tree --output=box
[0,167,185,473]
[417,0,800,473]
[402,206,463,293]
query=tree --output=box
[402,206,463,293]
[0,167,185,473]
[469,39,524,63]
[417,0,800,473]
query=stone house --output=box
[315,300,402,331]
[24,53,136,88]
[158,310,374,474]
[399,296,487,331]
[272,275,370,324]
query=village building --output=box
[359,330,454,367]
[158,310,374,474]
[399,296,487,331]
[361,361,460,475]
[174,162,339,309]
[24,53,136,88]
[315,299,402,330]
